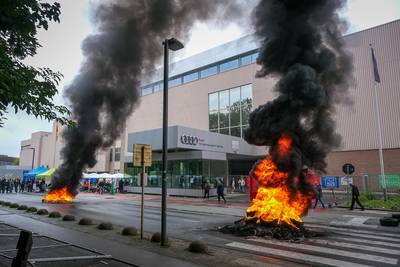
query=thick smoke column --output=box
[245,0,353,193]
[51,0,242,195]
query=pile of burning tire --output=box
[380,214,400,227]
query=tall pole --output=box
[140,146,145,240]
[161,39,169,246]
[372,81,387,201]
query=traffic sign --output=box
[342,163,355,175]
[133,144,152,167]
[321,176,340,188]
[340,176,353,185]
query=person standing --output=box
[313,183,325,208]
[118,179,124,193]
[217,179,226,204]
[231,178,236,193]
[239,178,246,193]
[14,179,19,193]
[203,180,211,199]
[349,183,364,210]
[0,178,5,194]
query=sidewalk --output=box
[0,212,203,267]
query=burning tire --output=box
[380,217,399,227]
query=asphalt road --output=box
[1,192,400,267]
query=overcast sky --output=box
[1,0,400,157]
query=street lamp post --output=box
[161,38,184,246]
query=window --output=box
[200,65,217,78]
[168,77,182,87]
[240,54,252,66]
[208,84,253,138]
[114,147,121,162]
[251,52,259,63]
[183,72,199,83]
[141,86,153,96]
[153,82,163,92]
[209,92,218,112]
[219,59,239,72]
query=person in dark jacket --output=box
[313,183,325,208]
[0,178,5,194]
[118,179,124,193]
[203,180,211,199]
[349,183,364,210]
[216,179,226,204]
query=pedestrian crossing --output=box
[225,223,400,267]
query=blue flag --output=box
[371,47,381,83]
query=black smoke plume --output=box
[50,0,243,195]
[244,0,353,194]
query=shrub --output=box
[97,222,113,230]
[4,202,11,206]
[27,207,37,212]
[37,209,49,215]
[49,211,61,218]
[62,215,75,221]
[121,227,138,236]
[188,241,209,254]
[10,203,19,208]
[17,205,28,210]
[0,201,4,205]
[151,232,168,243]
[78,218,93,225]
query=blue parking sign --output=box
[321,176,340,188]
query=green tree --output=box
[0,0,71,127]
[13,157,19,165]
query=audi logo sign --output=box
[180,135,199,145]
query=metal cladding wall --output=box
[336,20,400,151]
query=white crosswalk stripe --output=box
[307,224,400,238]
[225,224,400,267]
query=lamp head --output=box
[167,38,184,51]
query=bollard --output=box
[11,230,33,267]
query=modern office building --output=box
[20,20,400,195]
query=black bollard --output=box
[11,230,33,267]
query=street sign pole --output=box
[346,165,350,204]
[133,144,152,240]
[140,145,145,240]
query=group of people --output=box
[231,177,246,193]
[203,179,227,204]
[0,177,47,194]
[313,182,364,210]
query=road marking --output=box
[330,221,377,229]
[226,242,373,267]
[182,219,200,223]
[332,236,400,248]
[306,224,400,237]
[347,216,369,225]
[249,238,398,265]
[308,239,400,255]
[331,231,400,242]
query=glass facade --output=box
[208,84,252,138]
[139,50,259,96]
[114,147,121,162]
[124,159,227,189]
[200,65,218,78]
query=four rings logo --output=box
[180,135,199,146]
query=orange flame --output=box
[246,136,313,228]
[43,187,74,203]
